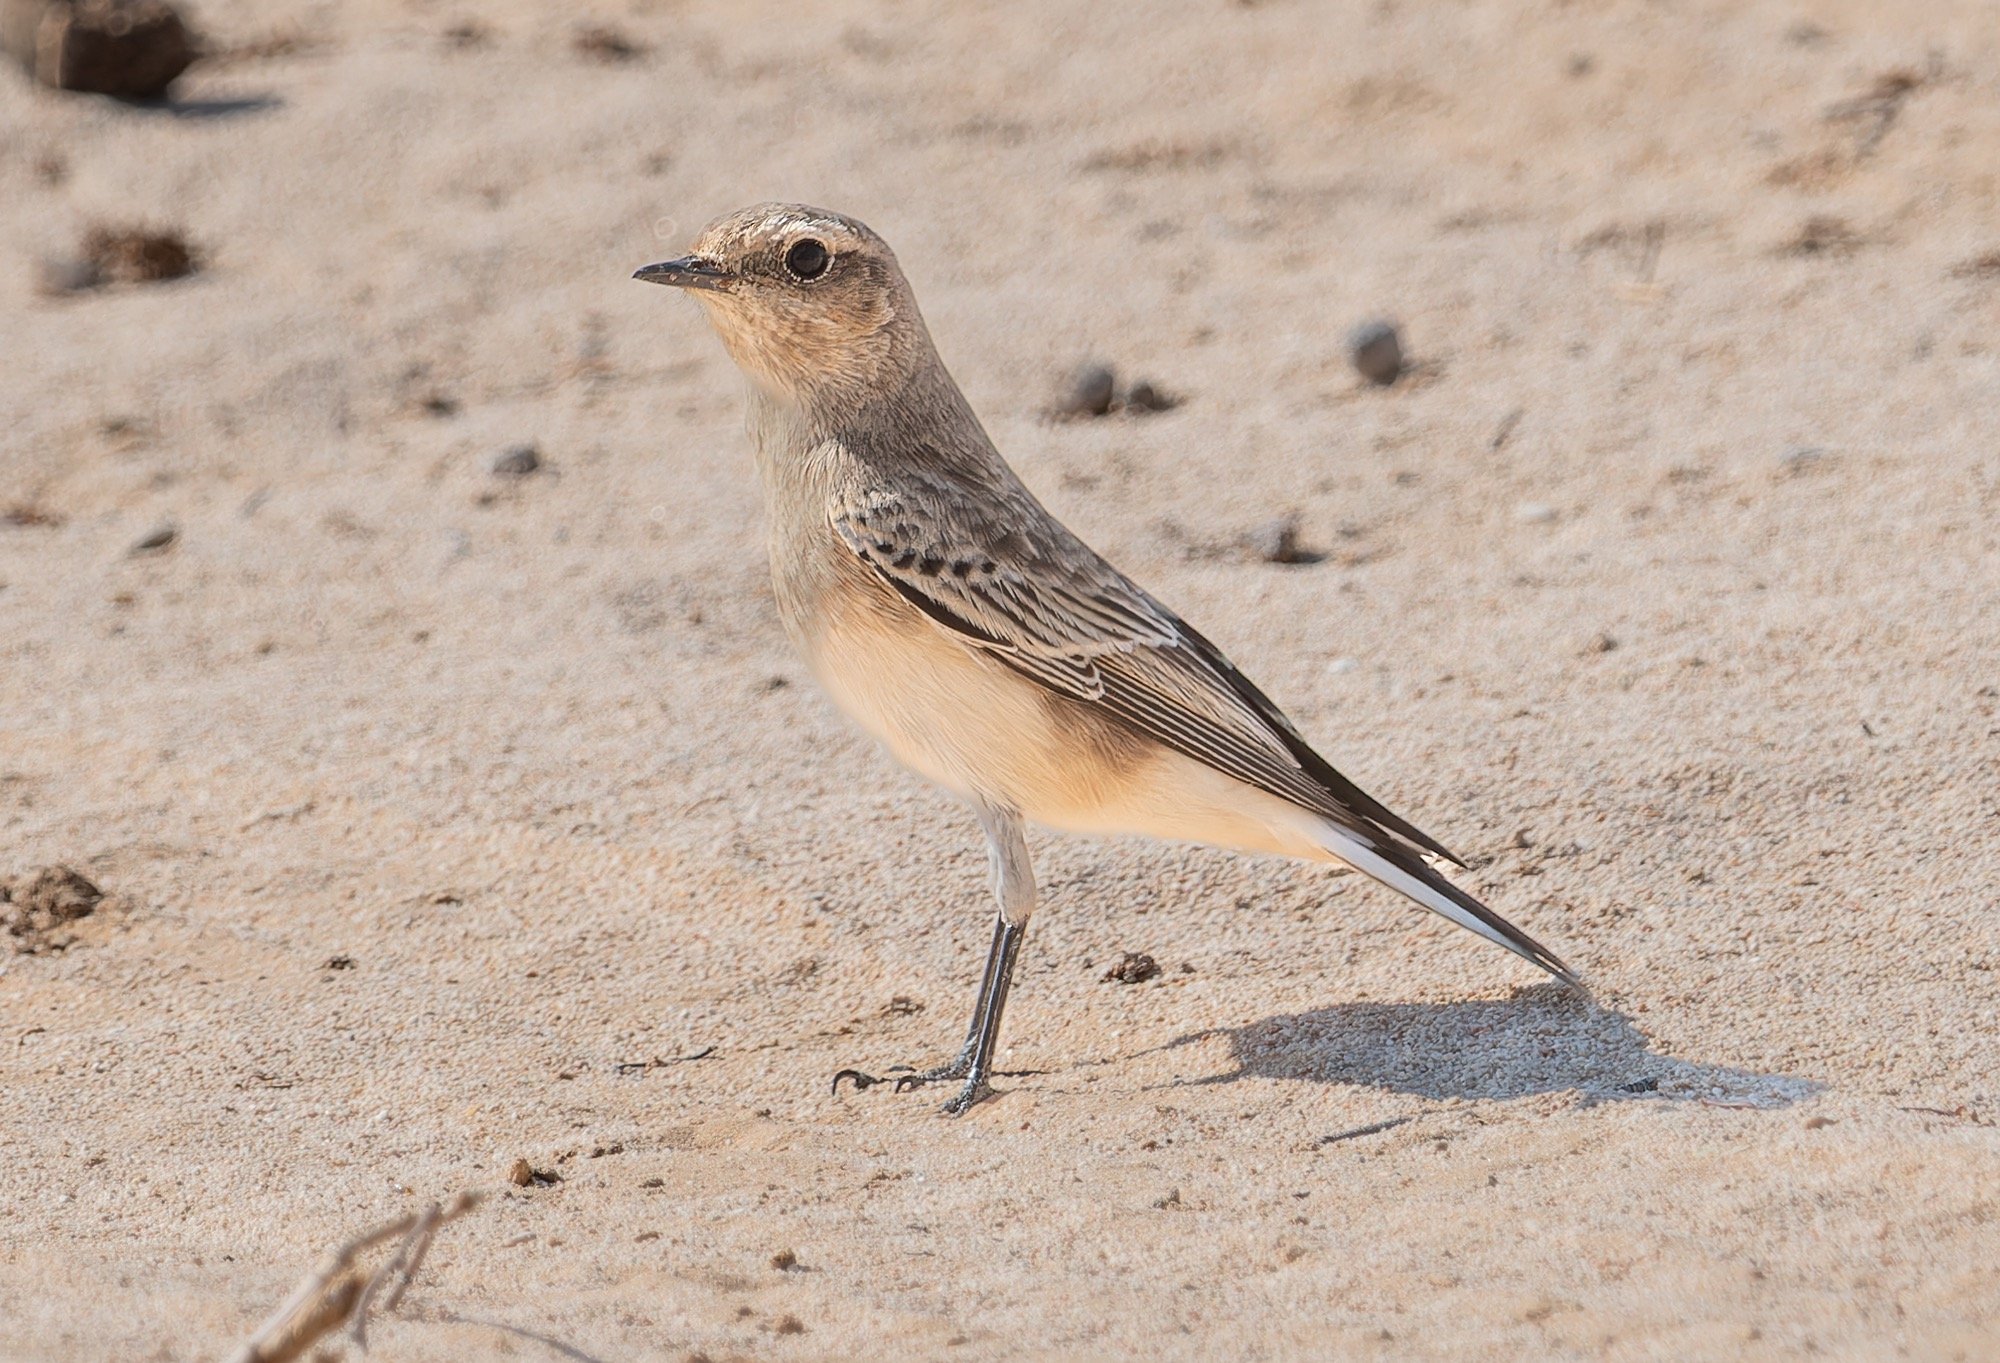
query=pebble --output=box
[128,522,177,555]
[1326,657,1359,675]
[506,1157,534,1187]
[1515,502,1558,525]
[1348,320,1404,385]
[1056,363,1116,418]
[1123,379,1176,413]
[491,444,541,477]
[2,0,196,99]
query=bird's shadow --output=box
[1159,984,1816,1107]
[116,93,285,119]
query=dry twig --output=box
[223,1191,482,1363]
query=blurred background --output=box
[3,1,1998,1359]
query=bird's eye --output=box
[785,238,830,280]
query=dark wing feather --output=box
[830,472,1462,866]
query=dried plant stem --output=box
[223,1191,482,1363]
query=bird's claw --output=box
[830,1068,886,1095]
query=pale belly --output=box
[783,572,1325,861]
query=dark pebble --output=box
[128,522,176,555]
[3,0,196,99]
[1123,379,1177,413]
[1057,364,1116,418]
[1348,320,1404,385]
[491,444,540,477]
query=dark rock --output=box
[3,0,196,99]
[1123,379,1177,413]
[491,444,540,477]
[128,522,176,554]
[1348,319,1404,385]
[1056,363,1116,418]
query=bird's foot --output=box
[830,1064,909,1095]
[938,1074,996,1116]
[830,1049,971,1097]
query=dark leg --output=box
[831,801,1038,1114]
[830,913,1005,1094]
[891,912,1010,1088]
[937,913,1026,1115]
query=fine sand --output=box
[3,1,1998,1358]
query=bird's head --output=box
[635,203,930,409]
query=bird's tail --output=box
[1310,819,1581,987]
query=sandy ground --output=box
[4,0,2000,1358]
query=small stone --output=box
[3,0,197,99]
[503,1158,561,1187]
[1586,632,1618,654]
[1514,502,1557,525]
[1123,379,1177,413]
[491,444,540,477]
[1246,515,1323,565]
[769,1248,799,1271]
[1101,951,1161,985]
[321,954,355,971]
[1348,320,1403,385]
[571,23,645,61]
[1326,657,1359,675]
[128,522,176,555]
[1804,1115,1835,1130]
[1055,363,1116,418]
[770,1316,806,1336]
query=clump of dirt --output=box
[85,224,196,281]
[40,224,198,295]
[3,864,104,954]
[1101,951,1162,985]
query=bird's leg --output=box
[936,801,1035,1115]
[937,909,1026,1115]
[829,913,1005,1096]
[886,912,1007,1087]
[830,801,1038,1115]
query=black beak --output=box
[632,256,732,291]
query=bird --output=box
[634,204,1576,1115]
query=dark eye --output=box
[785,238,830,280]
